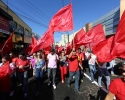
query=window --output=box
[18,25,24,34]
[9,21,17,31]
[106,27,113,31]
[25,29,29,36]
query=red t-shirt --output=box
[109,78,125,100]
[12,57,18,63]
[77,53,84,64]
[16,58,30,72]
[68,55,79,72]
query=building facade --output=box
[32,32,40,40]
[58,27,86,46]
[0,0,32,46]
[92,7,120,35]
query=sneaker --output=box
[48,81,51,86]
[35,91,39,96]
[62,80,64,83]
[74,89,81,93]
[92,81,95,84]
[111,74,118,76]
[73,76,75,79]
[98,86,103,88]
[67,84,70,88]
[53,84,56,89]
[24,93,28,98]
[81,79,83,83]
[9,91,14,96]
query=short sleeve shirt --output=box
[88,54,97,65]
[47,53,58,68]
[109,78,125,100]
[16,58,30,72]
[77,53,84,64]
[85,52,90,60]
[68,55,79,72]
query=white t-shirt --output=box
[88,54,97,65]
[47,53,58,68]
[85,52,90,60]
[98,63,107,68]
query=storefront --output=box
[0,8,13,44]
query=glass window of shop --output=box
[25,29,32,37]
[9,21,17,32]
[25,29,29,36]
[18,24,24,34]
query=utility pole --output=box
[67,32,69,46]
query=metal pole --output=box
[72,30,75,47]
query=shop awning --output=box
[0,8,13,20]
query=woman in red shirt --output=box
[105,63,125,100]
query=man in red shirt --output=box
[16,52,30,99]
[105,63,125,100]
[77,48,84,82]
[67,48,83,93]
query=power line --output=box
[16,0,49,24]
[62,0,64,7]
[26,0,50,20]
[7,2,36,20]
[1,0,68,35]
[21,0,49,22]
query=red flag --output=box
[111,11,125,57]
[0,62,10,92]
[58,45,63,53]
[24,36,37,54]
[65,42,72,54]
[30,28,54,54]
[93,36,115,62]
[72,28,86,47]
[0,32,14,56]
[75,34,91,47]
[49,4,74,32]
[88,24,106,49]
[44,45,52,55]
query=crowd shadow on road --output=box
[8,77,55,100]
[64,96,70,100]
[88,89,107,100]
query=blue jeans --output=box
[89,64,96,81]
[68,70,80,90]
[107,61,115,74]
[98,68,110,89]
[35,68,44,91]
[18,71,28,93]
[98,76,110,89]
[48,68,57,85]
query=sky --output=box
[2,0,120,42]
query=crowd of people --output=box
[0,46,125,100]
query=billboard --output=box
[0,15,9,34]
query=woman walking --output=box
[34,52,46,96]
[59,50,68,83]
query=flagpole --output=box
[0,31,15,56]
[70,0,72,4]
[89,44,92,52]
[72,29,74,46]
